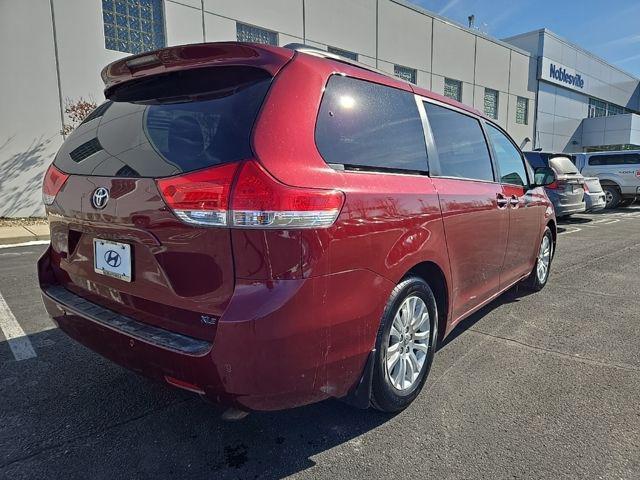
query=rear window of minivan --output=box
[315,75,428,173]
[54,66,272,177]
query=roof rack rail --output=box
[283,43,404,82]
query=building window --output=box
[587,98,630,118]
[588,98,607,118]
[516,96,529,125]
[394,65,417,84]
[102,0,165,54]
[327,46,358,61]
[607,103,624,116]
[236,22,278,46]
[444,78,462,102]
[484,88,499,120]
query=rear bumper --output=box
[553,201,586,217]
[38,247,393,411]
[584,192,606,212]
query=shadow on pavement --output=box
[439,284,535,349]
[0,328,391,480]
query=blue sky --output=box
[414,0,640,77]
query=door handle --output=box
[509,195,520,208]
[496,193,508,209]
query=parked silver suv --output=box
[524,151,586,217]
[574,151,640,208]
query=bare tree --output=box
[60,97,97,136]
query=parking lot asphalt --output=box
[1,207,639,480]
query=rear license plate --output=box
[93,239,132,282]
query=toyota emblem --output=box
[92,187,110,209]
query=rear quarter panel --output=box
[251,52,451,289]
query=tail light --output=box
[583,182,589,193]
[231,161,344,228]
[156,163,238,226]
[546,181,559,190]
[42,164,69,205]
[157,160,344,229]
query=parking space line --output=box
[558,227,581,235]
[0,291,37,361]
[0,240,50,250]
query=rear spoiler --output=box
[101,42,294,97]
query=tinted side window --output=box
[316,76,428,172]
[589,153,640,166]
[486,124,528,186]
[425,102,494,182]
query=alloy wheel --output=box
[536,235,552,283]
[385,295,430,391]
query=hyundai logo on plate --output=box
[92,187,110,209]
[104,250,122,268]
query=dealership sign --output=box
[549,64,584,89]
[539,57,587,93]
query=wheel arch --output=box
[598,178,621,189]
[546,219,557,248]
[405,261,449,343]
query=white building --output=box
[1,0,638,217]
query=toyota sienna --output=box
[39,42,557,413]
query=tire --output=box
[371,276,438,413]
[603,185,621,209]
[524,227,554,291]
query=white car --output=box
[574,151,640,208]
[582,177,606,212]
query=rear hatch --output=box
[44,43,293,341]
[548,156,585,205]
[584,177,603,194]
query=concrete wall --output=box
[1,0,539,217]
[0,1,63,217]
[582,114,640,148]
[535,83,588,152]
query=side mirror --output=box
[534,166,556,187]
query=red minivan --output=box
[39,43,556,413]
